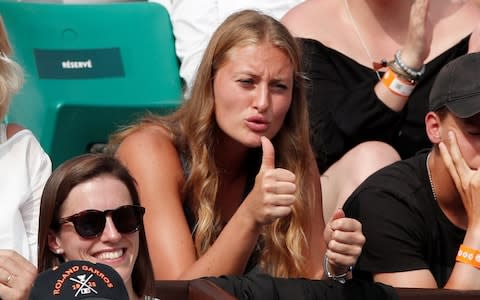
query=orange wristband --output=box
[381,67,416,97]
[456,244,480,269]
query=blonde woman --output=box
[0,17,51,300]
[110,10,364,280]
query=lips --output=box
[245,115,270,132]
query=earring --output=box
[55,249,64,255]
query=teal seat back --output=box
[0,2,182,167]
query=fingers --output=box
[439,138,460,188]
[324,209,359,244]
[263,205,293,220]
[324,217,365,268]
[446,131,470,176]
[439,131,471,192]
[0,250,37,300]
[413,0,429,18]
[329,208,345,222]
[263,170,296,193]
[260,136,275,170]
[0,249,37,277]
[249,137,297,225]
[0,269,13,286]
[329,213,361,232]
[403,0,432,66]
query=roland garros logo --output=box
[53,264,114,296]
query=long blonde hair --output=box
[0,17,23,120]
[110,10,317,277]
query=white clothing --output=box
[170,0,304,97]
[149,0,171,13]
[0,124,51,265]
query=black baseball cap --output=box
[429,52,480,118]
[29,260,129,300]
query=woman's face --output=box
[48,175,139,288]
[213,42,294,148]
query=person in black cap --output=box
[36,154,156,300]
[29,260,129,300]
[343,52,480,289]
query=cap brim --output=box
[446,96,480,118]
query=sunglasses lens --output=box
[73,211,106,238]
[112,205,145,234]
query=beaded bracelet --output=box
[394,50,425,81]
[456,244,480,269]
[381,67,416,97]
[387,60,417,83]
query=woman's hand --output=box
[401,0,433,69]
[243,136,296,226]
[0,250,37,300]
[323,208,365,275]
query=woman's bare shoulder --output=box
[282,0,342,39]
[116,124,178,164]
[120,124,172,146]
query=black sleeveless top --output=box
[180,150,263,274]
[298,36,470,172]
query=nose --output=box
[253,84,270,112]
[100,216,122,242]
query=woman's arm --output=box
[438,133,480,290]
[304,151,365,279]
[116,127,265,279]
[21,129,52,264]
[282,1,432,170]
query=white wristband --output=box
[382,68,416,97]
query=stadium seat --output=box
[0,1,182,167]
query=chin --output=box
[114,265,134,283]
[243,137,262,148]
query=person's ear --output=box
[47,230,64,255]
[425,111,443,144]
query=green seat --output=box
[0,1,182,167]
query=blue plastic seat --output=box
[0,1,182,167]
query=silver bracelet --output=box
[394,50,425,81]
[323,255,353,284]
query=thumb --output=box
[329,208,345,223]
[260,136,275,170]
[326,208,346,235]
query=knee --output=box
[347,141,400,181]
[352,141,400,168]
[323,142,400,212]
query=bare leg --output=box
[320,141,400,222]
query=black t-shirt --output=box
[298,37,469,172]
[343,152,465,287]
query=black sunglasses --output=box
[58,205,145,239]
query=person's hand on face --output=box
[439,131,480,228]
[244,136,296,226]
[0,250,37,300]
[323,208,365,275]
[401,0,433,69]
